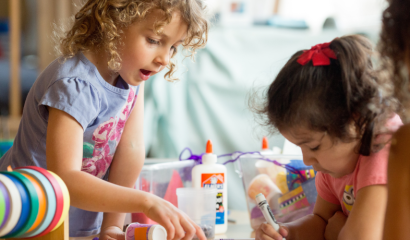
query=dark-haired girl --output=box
[255,35,402,240]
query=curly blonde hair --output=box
[56,0,208,81]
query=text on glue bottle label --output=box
[201,173,225,224]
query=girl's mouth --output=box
[313,166,327,173]
[316,168,331,174]
[140,69,152,81]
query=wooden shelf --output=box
[1,217,69,240]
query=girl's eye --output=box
[147,38,160,45]
[310,145,320,151]
[170,46,176,52]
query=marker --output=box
[256,193,286,240]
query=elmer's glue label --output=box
[192,140,228,234]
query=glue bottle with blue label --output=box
[192,140,228,234]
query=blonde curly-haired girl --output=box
[0,0,208,239]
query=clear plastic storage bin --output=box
[177,188,217,240]
[132,159,196,223]
[235,154,317,229]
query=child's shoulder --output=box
[39,52,99,88]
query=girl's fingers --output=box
[255,228,274,240]
[179,218,195,240]
[171,216,186,240]
[184,212,204,240]
[260,223,284,240]
[191,221,206,240]
[163,220,176,240]
[278,226,289,237]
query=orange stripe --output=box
[21,173,47,232]
[134,226,149,238]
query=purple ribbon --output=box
[179,148,307,182]
[179,148,205,164]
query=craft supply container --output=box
[234,153,317,229]
[132,160,196,223]
[176,188,217,240]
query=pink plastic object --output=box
[164,171,183,207]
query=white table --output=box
[215,210,255,239]
[70,210,255,240]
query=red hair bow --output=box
[297,42,337,66]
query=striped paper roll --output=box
[1,171,39,238]
[17,166,64,237]
[0,182,9,230]
[20,173,46,233]
[0,174,22,237]
[48,172,70,231]
[15,168,56,238]
[0,166,71,238]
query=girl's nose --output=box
[155,48,171,67]
[303,156,317,166]
[301,149,316,166]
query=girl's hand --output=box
[324,211,347,240]
[99,226,125,240]
[255,222,288,240]
[144,195,206,240]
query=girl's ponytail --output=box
[330,36,375,113]
[329,36,378,155]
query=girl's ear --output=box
[349,114,362,137]
[345,118,361,139]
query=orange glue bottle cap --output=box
[262,137,269,150]
[206,140,213,153]
[203,140,217,164]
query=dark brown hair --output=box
[379,0,410,120]
[261,35,392,156]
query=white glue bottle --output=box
[192,140,228,234]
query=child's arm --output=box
[99,83,146,238]
[45,85,205,240]
[256,195,341,240]
[383,124,410,240]
[324,211,347,240]
[337,184,387,240]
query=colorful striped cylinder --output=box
[0,166,70,239]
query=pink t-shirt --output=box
[315,114,402,216]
